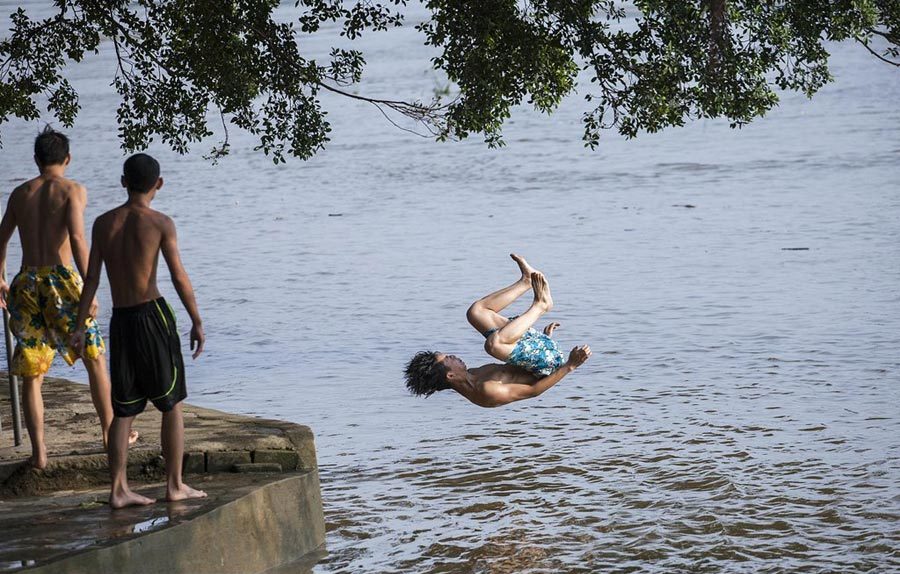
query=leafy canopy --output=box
[1,0,897,162]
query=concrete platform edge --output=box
[23,471,326,574]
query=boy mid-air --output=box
[73,153,206,509]
[0,126,136,468]
[405,255,591,407]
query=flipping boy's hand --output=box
[0,279,8,310]
[190,323,205,359]
[567,345,592,369]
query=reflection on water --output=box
[132,516,169,535]
[1,3,898,572]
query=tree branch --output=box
[857,38,900,67]
[316,81,453,133]
[868,28,898,43]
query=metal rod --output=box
[1,199,23,446]
[3,306,23,446]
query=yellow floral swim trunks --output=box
[7,265,105,377]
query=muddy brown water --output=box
[1,3,898,572]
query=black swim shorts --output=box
[109,297,187,417]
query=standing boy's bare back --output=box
[91,205,204,355]
[93,205,174,306]
[7,174,85,268]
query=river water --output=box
[1,3,899,573]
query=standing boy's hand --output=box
[190,322,205,359]
[70,329,86,357]
[0,279,8,310]
[89,297,100,319]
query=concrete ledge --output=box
[1,377,319,497]
[235,463,282,473]
[254,449,300,470]
[0,447,315,496]
[17,472,325,574]
[206,451,252,473]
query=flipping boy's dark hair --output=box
[34,126,69,166]
[404,351,450,397]
[123,153,161,193]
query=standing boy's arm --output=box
[72,225,104,355]
[160,217,205,359]
[65,184,90,278]
[0,193,19,309]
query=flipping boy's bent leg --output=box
[485,272,554,360]
[162,403,206,501]
[467,254,538,334]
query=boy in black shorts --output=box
[73,153,206,509]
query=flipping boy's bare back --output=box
[456,363,542,407]
[94,205,173,307]
[9,175,85,266]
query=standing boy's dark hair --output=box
[123,153,161,193]
[34,125,69,166]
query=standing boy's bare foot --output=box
[166,484,207,502]
[29,450,48,470]
[110,489,156,509]
[532,272,554,311]
[510,254,539,285]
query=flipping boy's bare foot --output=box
[110,489,156,509]
[531,272,554,312]
[510,253,539,286]
[166,483,207,502]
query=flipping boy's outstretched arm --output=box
[491,345,592,405]
[160,217,204,359]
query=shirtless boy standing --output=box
[405,255,591,407]
[0,127,134,468]
[73,153,206,508]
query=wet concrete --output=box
[0,375,325,573]
[0,474,273,571]
[0,472,325,573]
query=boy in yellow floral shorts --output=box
[5,266,106,375]
[0,127,135,468]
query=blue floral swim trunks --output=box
[484,318,565,376]
[7,265,106,377]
